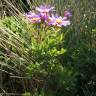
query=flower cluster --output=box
[25,5,72,27]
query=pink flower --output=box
[47,15,70,27]
[25,12,41,23]
[36,5,54,13]
[36,5,54,20]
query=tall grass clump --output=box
[0,0,96,96]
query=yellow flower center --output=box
[32,17,40,21]
[56,19,62,23]
[47,18,51,22]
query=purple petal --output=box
[64,10,72,18]
[36,5,54,13]
[62,20,71,26]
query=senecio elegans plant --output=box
[24,5,72,83]
[25,5,71,27]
